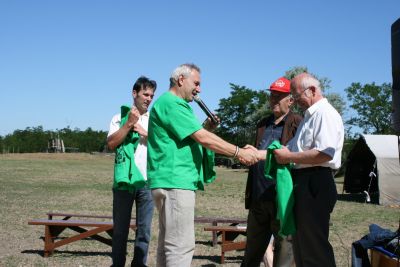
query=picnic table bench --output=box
[28,215,136,257]
[204,225,247,263]
[29,212,246,258]
[46,212,246,246]
[194,216,246,246]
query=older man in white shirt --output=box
[274,73,344,267]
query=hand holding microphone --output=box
[203,114,220,132]
[193,95,220,130]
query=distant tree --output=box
[345,82,393,134]
[215,83,266,146]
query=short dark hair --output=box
[132,76,157,93]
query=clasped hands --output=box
[236,145,259,166]
[127,106,147,136]
[238,145,291,166]
[237,145,292,166]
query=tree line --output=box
[0,66,394,154]
[0,126,107,153]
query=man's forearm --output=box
[192,128,258,165]
[107,124,132,150]
[191,129,236,157]
[289,149,332,165]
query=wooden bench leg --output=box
[68,226,112,246]
[51,225,112,250]
[221,231,226,264]
[42,224,112,256]
[221,241,246,259]
[212,221,218,246]
[219,229,247,264]
[44,225,54,257]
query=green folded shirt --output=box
[264,140,296,237]
[113,105,146,192]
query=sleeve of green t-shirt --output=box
[163,101,202,141]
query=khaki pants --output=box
[152,188,195,267]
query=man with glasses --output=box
[242,77,302,267]
[274,73,344,267]
[291,87,311,101]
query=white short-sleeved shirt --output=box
[288,98,344,170]
[108,112,149,180]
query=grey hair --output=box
[169,63,201,88]
[299,73,321,91]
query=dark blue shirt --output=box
[250,117,285,202]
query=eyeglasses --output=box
[291,87,310,100]
[269,93,290,101]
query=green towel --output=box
[202,147,216,184]
[113,105,146,192]
[264,140,296,237]
[196,146,216,190]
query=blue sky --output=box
[1,1,399,136]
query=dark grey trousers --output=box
[241,200,279,267]
[291,168,337,267]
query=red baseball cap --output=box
[269,77,291,93]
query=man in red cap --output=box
[242,77,302,267]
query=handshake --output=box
[235,145,292,166]
[235,145,261,166]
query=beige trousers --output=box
[152,188,195,267]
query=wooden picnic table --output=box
[46,212,246,246]
[204,225,247,264]
[28,218,136,257]
[29,212,247,258]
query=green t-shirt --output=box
[147,91,207,190]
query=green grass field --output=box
[0,153,398,267]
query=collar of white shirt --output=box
[305,98,328,117]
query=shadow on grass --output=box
[21,249,111,257]
[38,236,135,242]
[196,240,247,247]
[337,193,379,204]
[194,239,244,264]
[193,254,242,264]
[196,240,215,246]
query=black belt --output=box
[291,166,331,175]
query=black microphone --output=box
[193,95,219,125]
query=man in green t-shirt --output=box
[147,63,258,267]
